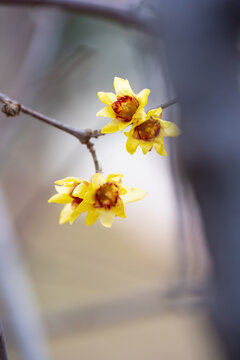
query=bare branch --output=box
[0,92,177,172]
[0,93,102,144]
[160,98,178,109]
[0,92,103,172]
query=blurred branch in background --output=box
[0,0,147,28]
[42,283,207,338]
[0,8,67,168]
[0,323,8,360]
[34,45,96,106]
[0,184,49,360]
[146,0,240,358]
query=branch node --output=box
[1,101,21,117]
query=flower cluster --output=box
[49,77,180,228]
[97,77,180,156]
[48,173,146,228]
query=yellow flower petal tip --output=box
[49,173,146,228]
[97,77,150,133]
[124,107,180,156]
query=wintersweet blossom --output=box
[48,177,89,224]
[97,77,150,133]
[125,107,180,156]
[72,173,146,228]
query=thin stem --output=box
[160,98,178,109]
[86,141,101,173]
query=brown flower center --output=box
[95,182,119,209]
[112,95,139,122]
[133,118,161,141]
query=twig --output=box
[0,184,49,360]
[0,324,8,360]
[86,141,101,173]
[0,93,102,143]
[160,98,178,109]
[0,92,102,172]
[0,92,177,173]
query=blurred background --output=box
[0,2,224,359]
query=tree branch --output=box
[0,92,177,173]
[0,93,102,143]
[0,93,102,172]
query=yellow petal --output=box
[107,174,123,183]
[139,141,153,154]
[72,183,88,198]
[76,201,92,214]
[137,89,150,107]
[55,177,83,186]
[84,190,95,204]
[55,185,72,195]
[160,121,181,137]
[124,128,133,138]
[86,209,99,226]
[97,105,116,118]
[119,186,127,195]
[48,194,73,204]
[91,173,106,190]
[101,119,122,134]
[104,175,126,194]
[118,121,132,131]
[99,210,116,228]
[153,141,167,156]
[112,202,126,218]
[121,187,146,203]
[147,107,162,118]
[126,138,139,155]
[59,204,73,224]
[133,108,146,123]
[69,201,92,224]
[69,210,80,224]
[98,92,117,105]
[113,77,134,96]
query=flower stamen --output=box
[133,117,161,141]
[95,182,119,209]
[112,95,139,122]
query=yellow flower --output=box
[97,77,150,134]
[125,107,180,156]
[48,177,89,224]
[72,173,146,228]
